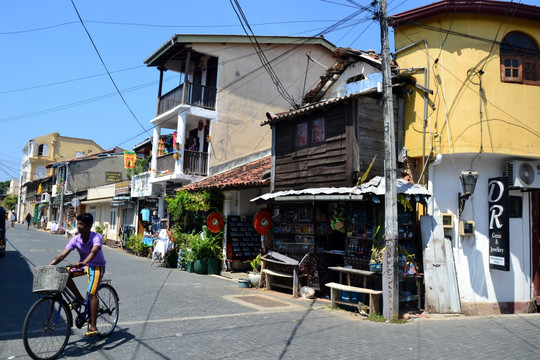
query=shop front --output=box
[252,176,430,312]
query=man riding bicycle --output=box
[49,213,106,338]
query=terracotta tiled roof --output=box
[181,156,271,191]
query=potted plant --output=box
[369,225,383,272]
[246,253,262,287]
[205,229,223,275]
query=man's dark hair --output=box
[76,213,94,227]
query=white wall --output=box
[428,154,532,305]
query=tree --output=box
[2,194,18,211]
[0,180,10,195]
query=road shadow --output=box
[0,245,37,340]
[62,327,136,358]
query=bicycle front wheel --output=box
[23,296,72,360]
[96,284,119,337]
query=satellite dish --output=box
[36,166,47,179]
[518,163,535,186]
[71,198,80,207]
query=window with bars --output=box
[500,31,540,85]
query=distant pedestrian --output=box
[40,215,46,229]
[25,213,32,230]
[11,212,16,229]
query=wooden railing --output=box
[157,85,183,115]
[183,150,208,176]
[155,151,208,176]
[157,82,217,116]
[186,82,217,110]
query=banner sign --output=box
[124,151,136,169]
[488,177,510,271]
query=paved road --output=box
[1,224,540,360]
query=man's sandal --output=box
[84,330,99,338]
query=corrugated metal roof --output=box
[251,176,430,202]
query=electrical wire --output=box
[229,0,298,108]
[0,19,344,35]
[0,76,177,123]
[0,65,145,95]
[69,0,150,136]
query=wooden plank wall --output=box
[354,96,399,179]
[274,103,351,191]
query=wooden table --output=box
[328,266,377,288]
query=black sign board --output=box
[106,172,122,182]
[488,177,510,271]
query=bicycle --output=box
[22,265,120,360]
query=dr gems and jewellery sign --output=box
[488,177,510,271]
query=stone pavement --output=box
[1,224,540,359]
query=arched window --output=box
[500,32,540,85]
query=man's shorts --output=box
[68,266,105,296]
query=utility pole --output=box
[378,0,399,320]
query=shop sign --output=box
[131,173,161,198]
[106,172,122,182]
[488,177,510,271]
[115,180,130,196]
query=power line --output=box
[69,0,150,136]
[0,65,145,95]
[0,76,177,123]
[229,0,298,108]
[0,19,344,35]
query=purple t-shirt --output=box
[66,232,106,267]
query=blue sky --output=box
[0,0,435,181]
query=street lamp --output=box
[458,170,479,217]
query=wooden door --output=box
[421,215,461,313]
[532,192,540,305]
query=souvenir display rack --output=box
[227,215,260,260]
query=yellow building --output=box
[18,132,104,221]
[20,132,104,183]
[392,0,540,315]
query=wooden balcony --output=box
[156,153,175,173]
[184,150,208,176]
[157,82,217,116]
[155,151,208,176]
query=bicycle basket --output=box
[33,266,70,294]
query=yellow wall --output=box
[394,14,540,159]
[26,133,104,181]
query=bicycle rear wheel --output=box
[96,284,119,337]
[23,296,72,360]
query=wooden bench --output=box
[325,282,383,315]
[262,268,305,298]
[261,251,307,298]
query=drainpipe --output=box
[393,39,430,186]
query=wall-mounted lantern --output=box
[458,170,479,217]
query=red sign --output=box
[254,210,272,235]
[206,212,224,233]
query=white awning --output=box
[251,176,431,202]
[81,197,114,205]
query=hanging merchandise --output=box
[158,138,166,156]
[254,210,272,235]
[206,212,224,233]
[330,207,346,233]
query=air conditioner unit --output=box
[41,193,51,203]
[506,160,540,189]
